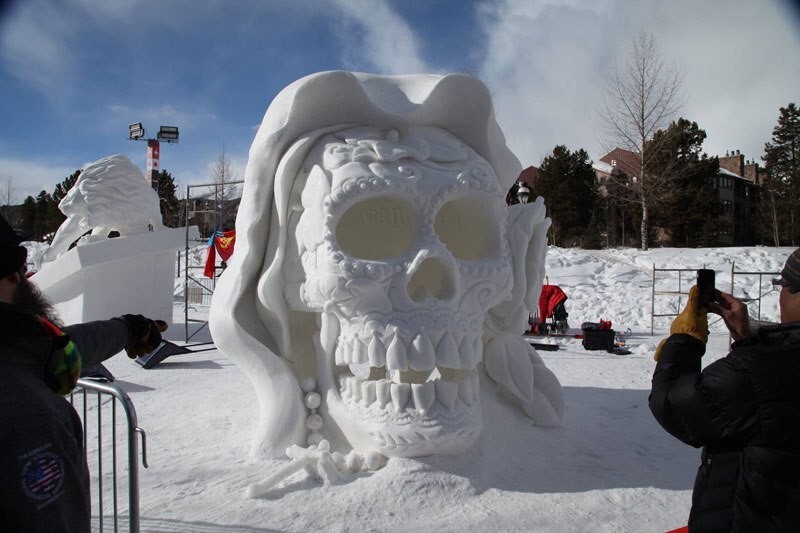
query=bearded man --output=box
[0,215,165,532]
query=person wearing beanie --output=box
[0,215,167,532]
[650,249,800,532]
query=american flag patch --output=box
[22,451,64,501]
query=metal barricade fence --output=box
[651,263,780,335]
[70,378,148,533]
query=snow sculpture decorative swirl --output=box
[209,71,563,463]
[43,154,164,262]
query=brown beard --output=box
[13,274,63,328]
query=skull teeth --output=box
[337,330,482,373]
[368,335,385,367]
[408,333,436,371]
[437,333,459,368]
[411,382,435,413]
[390,382,410,411]
[338,374,478,414]
[386,335,408,371]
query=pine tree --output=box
[34,190,55,240]
[46,169,82,232]
[532,145,597,247]
[156,169,181,227]
[21,196,36,234]
[763,103,800,244]
[53,170,81,205]
[646,118,720,246]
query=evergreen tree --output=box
[21,196,36,233]
[34,190,56,240]
[53,170,81,205]
[48,170,82,231]
[646,118,720,246]
[762,103,800,244]
[156,169,181,227]
[531,145,597,247]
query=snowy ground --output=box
[78,245,791,532]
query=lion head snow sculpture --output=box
[210,71,563,460]
[43,154,165,262]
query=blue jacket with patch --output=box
[0,302,133,533]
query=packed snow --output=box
[67,245,791,532]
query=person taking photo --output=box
[650,249,800,532]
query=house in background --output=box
[592,147,763,246]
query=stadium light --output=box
[157,126,180,143]
[128,122,145,140]
[127,122,180,190]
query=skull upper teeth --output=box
[332,326,481,417]
[334,329,482,370]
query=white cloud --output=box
[105,103,219,134]
[0,157,78,201]
[477,0,622,165]
[477,0,800,166]
[330,0,432,74]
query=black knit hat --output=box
[774,248,800,292]
[0,215,27,278]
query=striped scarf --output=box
[39,317,82,395]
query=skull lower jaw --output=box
[324,387,483,456]
[315,312,484,457]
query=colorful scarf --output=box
[39,317,82,395]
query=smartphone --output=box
[697,269,715,309]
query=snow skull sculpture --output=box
[210,71,563,461]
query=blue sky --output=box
[1,0,799,201]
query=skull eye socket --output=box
[335,196,418,260]
[434,195,500,260]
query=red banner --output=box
[215,230,236,261]
[204,230,236,278]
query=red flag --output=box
[214,230,236,261]
[204,243,217,278]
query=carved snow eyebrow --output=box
[323,128,471,170]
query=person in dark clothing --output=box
[0,215,167,533]
[650,249,800,532]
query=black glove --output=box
[122,314,168,358]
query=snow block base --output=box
[32,227,198,328]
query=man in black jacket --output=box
[0,215,166,532]
[650,249,800,532]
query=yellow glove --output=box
[654,286,708,361]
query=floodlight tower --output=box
[128,122,180,190]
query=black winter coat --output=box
[650,324,800,532]
[0,302,134,533]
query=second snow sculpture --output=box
[43,154,165,262]
[210,71,563,462]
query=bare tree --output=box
[0,177,17,221]
[600,31,684,250]
[210,145,239,231]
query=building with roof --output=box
[592,148,764,246]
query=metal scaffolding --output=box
[181,180,243,343]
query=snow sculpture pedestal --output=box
[33,227,197,327]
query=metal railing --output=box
[70,378,148,533]
[650,263,780,335]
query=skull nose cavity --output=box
[407,257,454,302]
